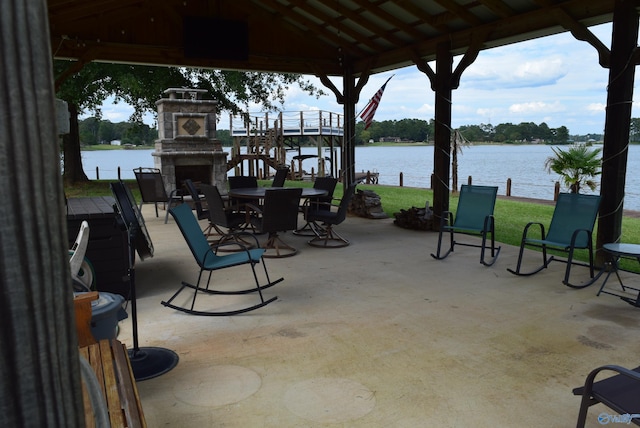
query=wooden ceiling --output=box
[48,0,618,77]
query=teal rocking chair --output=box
[161,203,281,316]
[431,185,501,266]
[507,193,601,288]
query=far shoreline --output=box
[80,140,620,151]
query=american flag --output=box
[359,75,393,130]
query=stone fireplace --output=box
[153,88,227,194]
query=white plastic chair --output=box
[69,221,95,291]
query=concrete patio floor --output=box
[115,205,640,427]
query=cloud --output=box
[101,103,134,122]
[416,103,434,116]
[509,101,565,114]
[463,55,568,89]
[586,103,606,113]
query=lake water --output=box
[80,144,640,210]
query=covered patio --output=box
[120,204,640,427]
[3,1,639,426]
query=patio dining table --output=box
[227,187,327,257]
[228,187,328,200]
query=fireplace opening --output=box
[175,165,212,190]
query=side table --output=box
[597,243,640,307]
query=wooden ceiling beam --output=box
[376,0,615,71]
[332,0,407,48]
[476,0,516,19]
[433,0,483,26]
[530,0,556,7]
[289,0,384,49]
[350,0,425,40]
[48,0,617,77]
[393,1,451,33]
[552,7,611,67]
[253,0,376,54]
[48,0,144,26]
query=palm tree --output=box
[544,144,602,193]
[451,129,472,193]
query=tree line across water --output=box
[82,116,640,147]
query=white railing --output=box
[229,111,343,137]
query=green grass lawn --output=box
[65,179,640,270]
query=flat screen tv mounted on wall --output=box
[183,16,249,61]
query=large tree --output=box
[54,62,324,183]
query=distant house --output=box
[379,136,401,143]
[110,140,121,146]
[378,136,414,143]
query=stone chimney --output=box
[153,88,227,194]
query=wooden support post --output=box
[596,0,639,266]
[432,42,454,228]
[343,67,357,186]
[3,1,85,424]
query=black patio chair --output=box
[228,175,258,191]
[228,175,259,209]
[271,167,289,187]
[199,183,255,249]
[133,167,182,223]
[306,184,356,248]
[183,179,214,238]
[294,176,338,237]
[161,203,281,316]
[431,184,501,266]
[573,364,640,427]
[507,192,601,287]
[247,188,302,258]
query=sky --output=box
[91,22,637,136]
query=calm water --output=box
[80,144,640,210]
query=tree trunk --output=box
[451,139,458,193]
[571,182,579,193]
[62,103,89,184]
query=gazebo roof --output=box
[48,0,617,76]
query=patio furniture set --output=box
[132,167,356,317]
[130,170,640,425]
[68,174,640,425]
